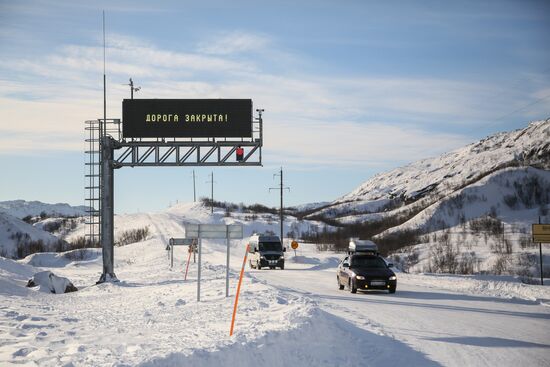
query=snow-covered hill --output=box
[382,166,550,235]
[0,200,88,219]
[0,212,62,258]
[65,201,333,245]
[296,119,550,278]
[306,119,550,221]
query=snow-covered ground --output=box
[1,203,549,366]
[255,243,550,367]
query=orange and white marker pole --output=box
[230,243,249,336]
[184,248,192,281]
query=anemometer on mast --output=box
[125,78,141,99]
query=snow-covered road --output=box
[251,256,550,367]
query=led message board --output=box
[122,99,252,138]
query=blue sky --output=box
[1,0,549,213]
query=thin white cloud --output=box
[197,31,270,55]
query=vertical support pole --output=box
[197,236,202,302]
[171,244,174,269]
[193,170,196,202]
[226,226,230,297]
[98,136,117,283]
[280,168,284,245]
[539,216,544,286]
[540,242,544,286]
[258,110,263,165]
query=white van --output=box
[248,234,285,270]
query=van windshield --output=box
[259,241,282,252]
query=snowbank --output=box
[401,273,550,306]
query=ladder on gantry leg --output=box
[84,120,102,247]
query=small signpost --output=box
[291,240,299,256]
[532,223,549,286]
[184,223,243,301]
[168,238,195,269]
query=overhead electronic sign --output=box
[122,99,252,138]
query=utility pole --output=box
[206,172,215,214]
[270,167,290,244]
[193,170,197,202]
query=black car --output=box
[337,254,397,294]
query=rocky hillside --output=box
[305,119,550,223]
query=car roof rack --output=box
[348,238,379,255]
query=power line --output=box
[479,93,550,131]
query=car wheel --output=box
[257,261,261,270]
[389,287,396,294]
[337,277,344,290]
[280,264,284,270]
[349,279,357,294]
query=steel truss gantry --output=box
[113,140,262,167]
[86,113,263,283]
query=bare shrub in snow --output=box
[519,235,533,249]
[515,253,538,284]
[458,252,478,274]
[42,220,63,233]
[511,175,550,208]
[115,226,150,247]
[492,254,510,275]
[16,239,45,259]
[68,236,100,250]
[504,239,513,254]
[394,250,420,273]
[469,216,503,236]
[11,232,62,259]
[429,232,459,274]
[64,249,91,261]
[503,195,518,209]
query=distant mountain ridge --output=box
[0,200,88,219]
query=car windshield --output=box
[351,256,387,268]
[259,241,282,252]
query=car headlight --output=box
[356,275,365,280]
[260,256,265,259]
[389,275,397,281]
